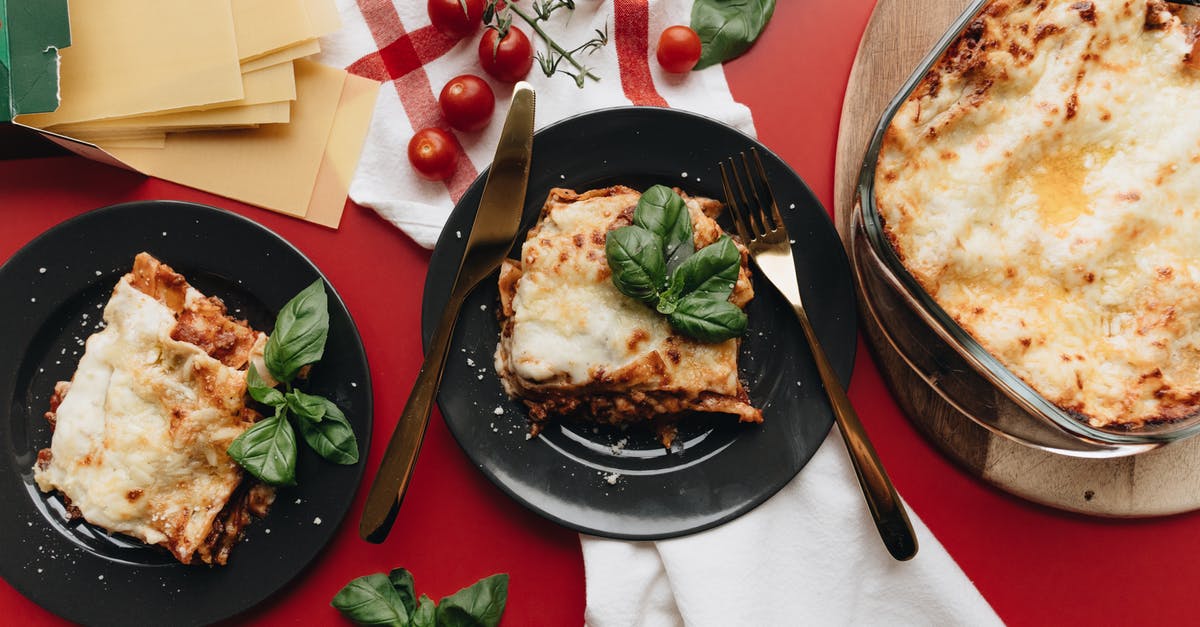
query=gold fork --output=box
[720,149,918,561]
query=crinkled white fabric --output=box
[583,431,1002,626]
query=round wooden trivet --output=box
[832,0,1200,516]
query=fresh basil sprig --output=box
[332,567,509,627]
[228,279,359,486]
[605,185,748,343]
[691,0,776,70]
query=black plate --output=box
[0,202,372,626]
[422,107,856,539]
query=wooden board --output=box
[833,0,1200,516]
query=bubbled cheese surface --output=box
[33,278,253,557]
[874,0,1200,427]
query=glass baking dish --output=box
[854,0,1200,447]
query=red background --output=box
[4,1,1200,625]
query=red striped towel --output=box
[318,0,754,247]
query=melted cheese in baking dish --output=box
[34,254,270,564]
[875,0,1200,428]
[495,187,761,433]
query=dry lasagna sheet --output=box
[34,253,273,565]
[494,186,762,442]
[875,0,1200,428]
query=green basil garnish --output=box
[331,573,411,627]
[388,569,418,617]
[633,184,694,273]
[264,279,329,384]
[436,574,509,627]
[246,363,285,407]
[411,596,436,627]
[668,293,748,343]
[296,396,360,465]
[605,188,749,343]
[226,414,297,486]
[228,280,360,485]
[691,0,776,70]
[605,225,666,304]
[332,569,508,627]
[666,234,741,301]
[285,388,327,423]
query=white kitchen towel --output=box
[582,430,1002,626]
[318,0,754,247]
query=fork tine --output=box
[750,148,786,231]
[719,161,753,243]
[729,155,765,237]
[740,152,773,233]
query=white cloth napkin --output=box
[582,430,1001,626]
[319,2,1001,624]
[319,0,754,247]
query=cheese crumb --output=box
[493,406,504,415]
[38,267,46,274]
[313,517,322,525]
[604,472,621,485]
[466,358,476,367]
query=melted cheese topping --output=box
[34,276,258,561]
[875,0,1200,428]
[495,186,760,424]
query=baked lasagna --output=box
[494,186,762,442]
[33,253,273,565]
[874,0,1200,428]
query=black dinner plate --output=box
[0,201,372,626]
[422,107,856,540]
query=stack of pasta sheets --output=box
[15,0,379,228]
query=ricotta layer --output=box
[875,0,1200,428]
[34,254,271,564]
[495,186,761,439]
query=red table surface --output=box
[4,2,1200,625]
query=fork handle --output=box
[791,303,919,561]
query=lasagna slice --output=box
[33,253,274,565]
[495,186,762,443]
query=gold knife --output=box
[360,82,536,543]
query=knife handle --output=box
[359,290,464,543]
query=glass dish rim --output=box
[854,0,1200,446]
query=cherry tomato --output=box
[428,0,485,39]
[439,75,495,132]
[656,25,702,73]
[478,26,533,83]
[408,128,459,181]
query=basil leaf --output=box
[227,415,297,486]
[296,396,359,464]
[633,185,694,272]
[286,388,327,423]
[667,235,742,301]
[264,279,329,383]
[605,226,666,304]
[388,568,417,617]
[331,573,410,627]
[435,574,508,627]
[691,0,776,70]
[668,293,748,343]
[246,363,285,407]
[411,595,436,627]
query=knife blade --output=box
[359,82,535,543]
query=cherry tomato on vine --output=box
[478,26,533,83]
[439,75,495,132]
[656,25,702,73]
[428,0,485,39]
[408,128,459,181]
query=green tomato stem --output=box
[508,4,600,83]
